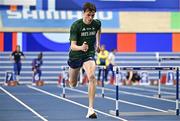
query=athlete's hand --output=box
[81,41,89,52]
[33,68,37,73]
[96,46,101,53]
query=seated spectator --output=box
[126,71,141,85]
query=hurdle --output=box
[110,66,179,116]
[156,53,162,98]
[113,66,120,116]
[61,65,106,98]
[160,57,180,115]
[156,54,180,98]
[160,57,180,86]
[97,65,106,98]
[61,66,69,98]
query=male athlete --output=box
[32,52,43,84]
[67,2,101,119]
[10,45,25,84]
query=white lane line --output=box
[66,87,168,112]
[0,86,48,121]
[121,86,177,95]
[141,85,176,91]
[97,87,176,103]
[106,96,168,112]
[27,85,128,121]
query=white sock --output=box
[86,107,95,118]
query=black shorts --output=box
[67,56,95,69]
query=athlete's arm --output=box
[10,54,13,61]
[71,41,88,52]
[21,52,25,60]
[96,28,101,53]
[10,52,14,61]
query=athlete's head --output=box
[82,2,96,25]
[38,52,43,60]
[16,45,20,52]
[100,45,105,51]
[111,49,116,53]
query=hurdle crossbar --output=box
[161,57,180,61]
[117,66,175,71]
[109,110,175,116]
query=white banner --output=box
[0,0,36,6]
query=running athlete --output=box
[10,45,25,84]
[67,2,101,119]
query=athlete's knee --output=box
[69,79,78,87]
[14,71,19,75]
[88,74,96,83]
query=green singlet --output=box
[69,19,101,59]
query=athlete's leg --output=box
[68,58,83,87]
[37,69,42,80]
[32,68,36,83]
[104,68,108,82]
[13,63,18,75]
[83,60,97,118]
[69,67,80,87]
[16,62,22,84]
[13,63,18,81]
[16,63,22,82]
[17,62,22,75]
[97,68,102,81]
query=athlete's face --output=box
[16,46,20,52]
[38,53,43,60]
[101,45,105,51]
[83,10,95,25]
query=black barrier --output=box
[119,67,175,71]
[161,58,180,61]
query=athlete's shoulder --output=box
[71,19,83,27]
[93,19,101,29]
[20,51,24,55]
[12,51,16,55]
[94,19,101,23]
[94,19,101,25]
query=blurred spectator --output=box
[96,45,109,83]
[107,49,116,84]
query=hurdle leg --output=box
[176,67,179,115]
[102,67,105,98]
[115,67,119,116]
[62,78,66,98]
[158,70,161,98]
[62,68,66,98]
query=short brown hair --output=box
[83,2,96,12]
